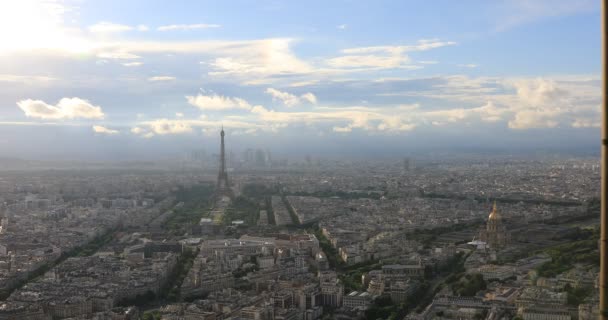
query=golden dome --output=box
[488,201,500,220]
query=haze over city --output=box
[0,0,601,160]
[0,1,607,320]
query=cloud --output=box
[206,39,312,79]
[157,23,221,31]
[265,88,317,107]
[301,92,317,104]
[327,54,411,69]
[133,74,598,137]
[131,127,145,134]
[186,93,252,111]
[414,76,600,130]
[97,51,141,60]
[572,118,600,128]
[148,76,176,81]
[289,80,320,87]
[146,119,193,135]
[247,104,417,133]
[508,110,559,129]
[510,78,567,106]
[327,39,455,69]
[122,62,143,67]
[333,126,352,132]
[17,97,104,120]
[136,118,266,137]
[458,64,478,68]
[92,125,119,135]
[377,117,417,131]
[0,74,56,83]
[494,0,596,32]
[89,22,134,33]
[88,22,149,33]
[341,39,456,55]
[337,24,347,30]
[131,126,155,138]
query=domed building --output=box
[479,202,510,250]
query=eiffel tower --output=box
[215,126,234,200]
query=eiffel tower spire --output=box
[216,127,233,199]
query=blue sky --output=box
[0,0,601,159]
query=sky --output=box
[0,0,601,160]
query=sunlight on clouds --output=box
[148,76,176,82]
[0,0,93,54]
[207,39,313,78]
[572,118,600,128]
[97,51,141,60]
[157,24,221,31]
[327,39,455,70]
[88,22,134,33]
[265,88,317,107]
[186,93,253,111]
[333,126,352,133]
[92,125,119,135]
[126,73,600,139]
[122,62,143,67]
[17,97,104,120]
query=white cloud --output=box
[572,118,600,128]
[148,76,176,81]
[494,0,596,32]
[0,74,56,83]
[122,62,143,67]
[337,24,347,30]
[265,88,317,107]
[327,54,410,69]
[89,22,134,33]
[333,126,352,132]
[0,0,93,54]
[176,112,184,118]
[246,104,416,133]
[327,39,455,69]
[289,80,320,87]
[163,76,599,135]
[157,23,221,31]
[424,101,510,125]
[92,125,119,135]
[413,76,600,130]
[186,93,252,111]
[131,127,145,134]
[377,118,417,132]
[88,22,149,33]
[205,39,313,79]
[17,97,104,120]
[146,119,193,135]
[136,118,265,137]
[301,92,317,104]
[97,51,141,60]
[508,110,559,129]
[458,63,478,68]
[341,39,456,54]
